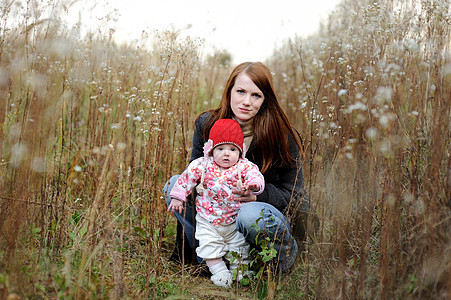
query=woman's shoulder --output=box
[195,111,213,126]
[287,127,304,156]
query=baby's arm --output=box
[246,183,261,193]
[242,160,265,195]
[169,158,204,209]
[168,198,184,214]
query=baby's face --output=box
[212,143,240,169]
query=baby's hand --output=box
[168,198,184,214]
[246,183,260,193]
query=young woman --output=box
[163,61,309,274]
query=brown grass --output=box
[0,0,449,299]
[268,0,450,298]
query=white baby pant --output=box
[195,214,250,263]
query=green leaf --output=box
[69,232,77,241]
[35,283,46,293]
[241,278,250,286]
[232,268,238,280]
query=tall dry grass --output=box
[268,0,450,298]
[0,0,203,297]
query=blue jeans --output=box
[163,175,298,273]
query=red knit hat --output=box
[208,119,244,155]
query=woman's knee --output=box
[239,202,284,224]
[237,202,279,236]
[236,202,266,229]
[237,202,291,240]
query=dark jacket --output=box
[190,112,305,215]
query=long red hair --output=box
[198,62,304,173]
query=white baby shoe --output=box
[210,270,233,287]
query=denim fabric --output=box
[163,175,199,251]
[236,202,298,273]
[163,175,298,272]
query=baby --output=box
[168,118,265,287]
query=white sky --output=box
[69,0,340,63]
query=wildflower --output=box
[403,192,414,203]
[338,89,347,97]
[379,115,389,128]
[74,165,82,172]
[348,101,367,112]
[10,143,28,168]
[117,142,126,151]
[31,157,45,173]
[406,39,419,52]
[366,127,378,139]
[379,140,390,153]
[375,87,393,105]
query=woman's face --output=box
[230,72,264,122]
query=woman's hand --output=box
[168,198,184,214]
[233,186,257,202]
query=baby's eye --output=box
[231,148,237,151]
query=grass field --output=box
[0,0,450,298]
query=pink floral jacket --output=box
[169,156,265,226]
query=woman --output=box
[163,61,311,274]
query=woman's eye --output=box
[252,93,262,98]
[237,89,244,94]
